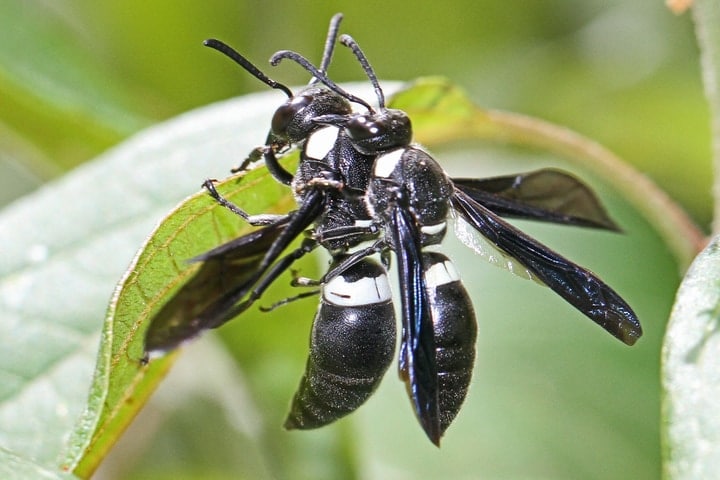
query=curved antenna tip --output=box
[338,34,386,109]
[204,39,293,98]
[270,49,375,112]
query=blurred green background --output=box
[0,1,709,479]
[1,0,709,224]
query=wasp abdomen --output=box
[285,258,396,429]
[423,251,477,434]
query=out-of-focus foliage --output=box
[0,1,708,225]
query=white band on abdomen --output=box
[324,272,392,306]
[424,260,461,289]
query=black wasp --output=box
[144,15,642,446]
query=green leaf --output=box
[661,4,720,476]
[0,447,78,480]
[0,86,345,475]
[54,83,384,477]
[662,236,720,479]
[67,142,300,479]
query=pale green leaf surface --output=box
[64,83,383,478]
[663,236,720,479]
[0,86,383,473]
[0,447,77,480]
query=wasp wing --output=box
[145,191,325,353]
[451,169,621,282]
[389,206,442,445]
[189,216,291,263]
[144,221,288,353]
[452,213,536,282]
[452,189,641,345]
[453,169,619,230]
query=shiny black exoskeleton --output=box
[144,17,642,447]
[145,15,396,432]
[203,15,351,186]
[284,256,396,429]
[268,33,642,444]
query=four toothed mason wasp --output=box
[143,13,642,445]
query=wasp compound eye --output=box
[271,89,352,143]
[346,115,381,141]
[271,95,313,139]
[346,110,413,154]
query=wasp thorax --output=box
[346,109,412,155]
[271,87,352,143]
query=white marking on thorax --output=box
[421,222,446,236]
[373,148,405,178]
[323,272,392,306]
[305,126,339,160]
[424,260,461,289]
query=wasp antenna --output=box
[204,38,293,98]
[339,34,385,109]
[310,13,344,85]
[271,49,375,112]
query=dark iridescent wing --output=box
[389,206,441,445]
[144,220,289,353]
[145,190,325,354]
[452,169,619,230]
[452,189,641,345]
